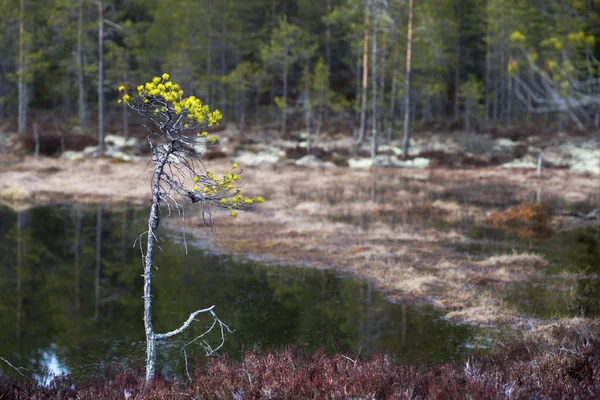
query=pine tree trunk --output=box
[255,86,261,126]
[97,0,105,153]
[370,4,378,159]
[281,53,288,138]
[144,151,168,381]
[388,45,399,142]
[18,0,26,135]
[402,0,414,159]
[358,0,371,144]
[484,33,491,130]
[122,72,128,139]
[507,74,512,126]
[355,56,361,122]
[77,0,87,131]
[325,0,333,71]
[454,42,461,120]
[453,1,462,121]
[378,46,385,135]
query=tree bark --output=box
[388,45,399,142]
[144,149,168,381]
[484,33,491,129]
[77,0,87,131]
[97,0,105,153]
[358,0,371,144]
[18,0,26,135]
[281,52,288,138]
[378,44,385,135]
[325,0,333,71]
[122,72,128,139]
[402,0,414,159]
[370,3,378,159]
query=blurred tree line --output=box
[1,0,599,146]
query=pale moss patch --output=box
[477,252,548,268]
[0,187,30,201]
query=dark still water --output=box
[0,205,487,381]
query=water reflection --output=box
[0,205,486,381]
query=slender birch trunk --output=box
[281,52,289,138]
[378,45,385,135]
[325,0,333,71]
[122,72,129,139]
[402,0,414,158]
[18,0,26,135]
[97,0,105,153]
[304,66,312,154]
[388,45,399,142]
[358,0,371,144]
[484,33,491,130]
[77,0,87,131]
[370,4,378,159]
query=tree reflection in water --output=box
[0,204,485,381]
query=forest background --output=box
[1,0,600,149]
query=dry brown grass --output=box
[1,152,599,327]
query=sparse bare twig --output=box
[0,356,27,376]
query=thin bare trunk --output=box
[370,5,378,159]
[402,0,414,159]
[453,1,462,121]
[144,151,168,381]
[98,0,105,153]
[77,0,87,131]
[304,67,312,154]
[484,34,491,129]
[240,109,246,137]
[454,43,461,120]
[18,0,26,135]
[355,56,361,122]
[281,53,288,138]
[507,74,512,125]
[378,46,385,134]
[325,0,333,71]
[255,86,261,126]
[499,8,505,125]
[358,0,371,144]
[207,1,213,106]
[122,72,128,139]
[388,45,399,142]
[316,112,323,141]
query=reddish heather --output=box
[1,336,599,400]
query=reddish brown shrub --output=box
[1,334,599,399]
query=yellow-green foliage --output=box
[119,74,263,219]
[510,31,526,43]
[118,73,222,130]
[541,37,563,50]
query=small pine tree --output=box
[118,74,263,381]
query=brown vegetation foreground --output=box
[1,319,599,399]
[1,153,599,327]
